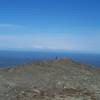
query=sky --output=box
[0,0,100,53]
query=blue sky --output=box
[0,0,100,53]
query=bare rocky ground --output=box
[0,58,100,100]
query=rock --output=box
[0,58,99,100]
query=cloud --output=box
[0,23,22,28]
[33,45,46,49]
[0,34,100,53]
[33,45,55,50]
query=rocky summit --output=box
[0,58,100,100]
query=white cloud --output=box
[33,45,46,49]
[0,23,22,28]
[0,34,100,53]
[32,45,56,50]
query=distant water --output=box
[0,51,100,67]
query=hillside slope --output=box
[0,58,100,100]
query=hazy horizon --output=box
[0,0,100,53]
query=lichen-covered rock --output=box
[0,58,100,100]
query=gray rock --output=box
[0,58,100,100]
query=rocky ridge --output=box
[0,58,100,100]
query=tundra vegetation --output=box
[0,58,100,100]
